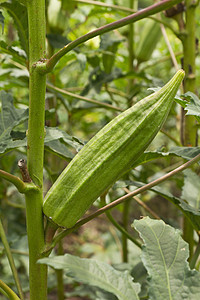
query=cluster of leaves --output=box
[1,0,200,299]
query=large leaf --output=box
[0,91,29,155]
[0,0,28,55]
[133,217,200,300]
[38,254,140,300]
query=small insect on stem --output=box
[18,159,32,183]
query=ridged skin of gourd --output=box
[43,70,184,228]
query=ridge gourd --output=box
[43,70,185,228]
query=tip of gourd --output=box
[177,69,185,78]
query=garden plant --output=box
[1,0,200,299]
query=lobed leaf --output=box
[133,217,200,300]
[175,92,200,123]
[38,254,140,300]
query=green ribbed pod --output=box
[43,70,184,228]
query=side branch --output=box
[0,169,27,193]
[43,0,182,73]
[0,280,21,300]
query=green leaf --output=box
[169,146,200,161]
[183,92,200,117]
[133,217,200,300]
[0,0,28,55]
[174,95,187,108]
[182,169,200,211]
[175,92,200,123]
[0,91,28,155]
[38,254,140,300]
[45,127,84,152]
[0,95,84,157]
[132,150,171,168]
[44,127,84,160]
[45,140,74,161]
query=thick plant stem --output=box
[181,0,197,257]
[26,0,47,299]
[182,0,197,146]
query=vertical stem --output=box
[190,235,200,269]
[182,0,196,146]
[181,0,197,257]
[56,240,65,300]
[26,0,47,299]
[128,0,134,73]
[122,199,131,262]
[123,0,137,260]
[127,0,137,97]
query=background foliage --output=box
[1,0,200,299]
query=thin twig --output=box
[123,188,160,220]
[47,83,123,112]
[160,23,179,71]
[74,0,178,36]
[41,0,182,73]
